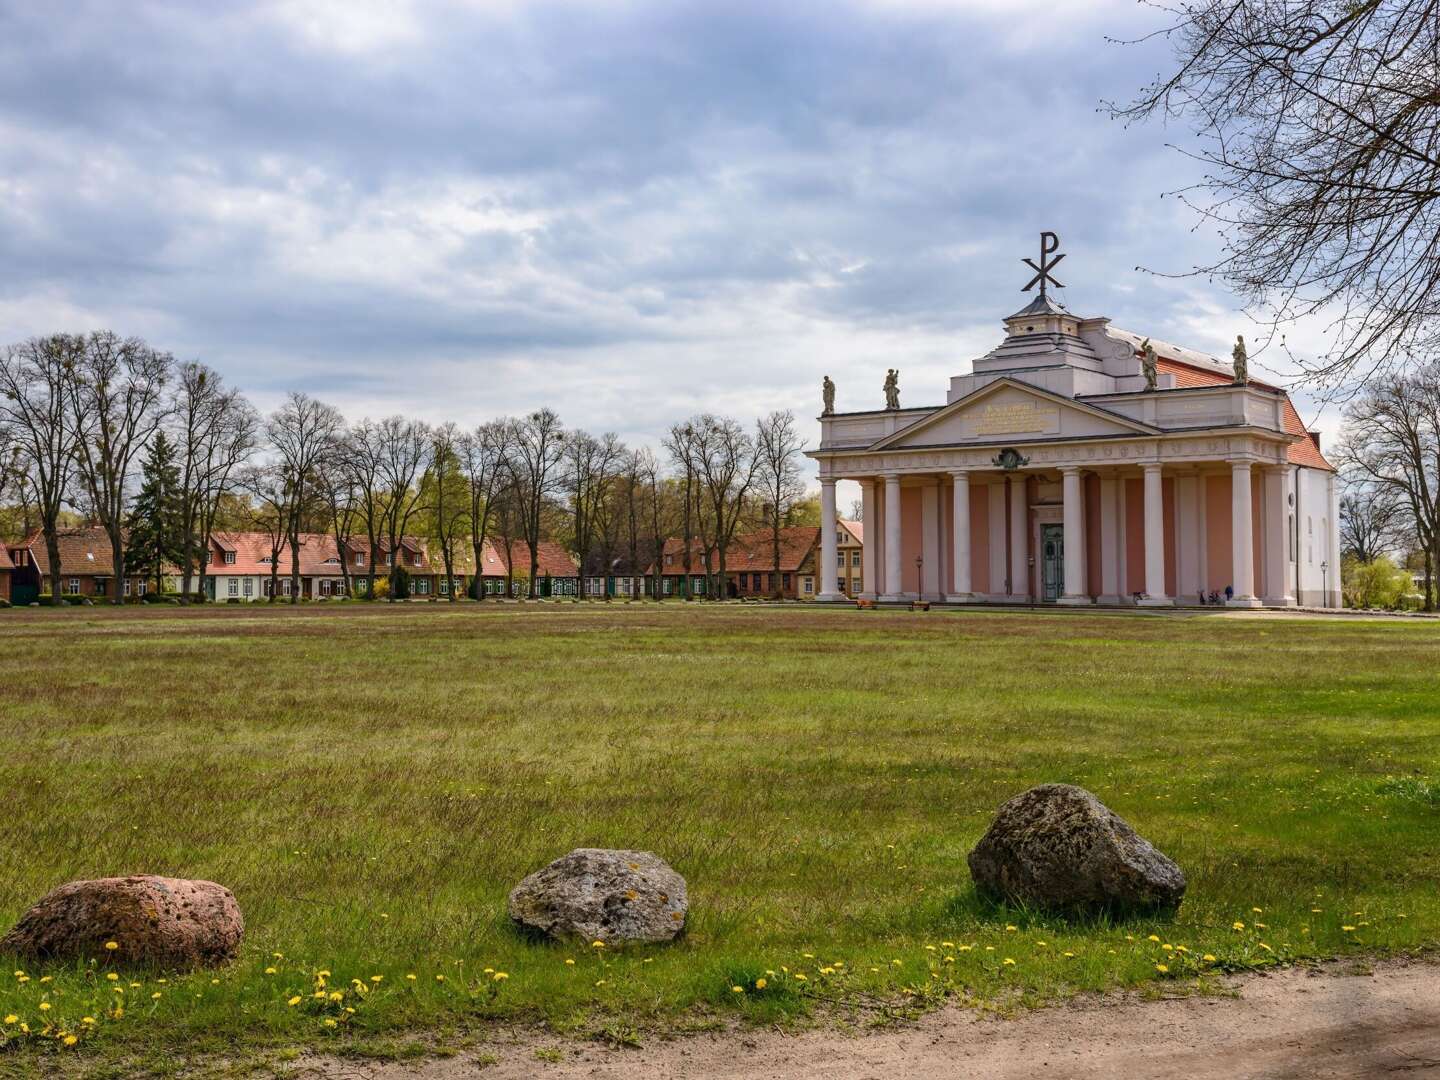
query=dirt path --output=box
[291,959,1440,1079]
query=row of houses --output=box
[0,521,867,604]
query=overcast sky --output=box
[0,0,1342,491]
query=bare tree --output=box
[427,422,469,601]
[0,336,81,600]
[345,419,386,599]
[1339,478,1402,562]
[510,409,567,598]
[315,428,360,598]
[663,422,699,600]
[1111,0,1440,386]
[691,414,760,600]
[268,392,344,603]
[754,410,808,598]
[239,462,290,600]
[459,419,513,601]
[1337,366,1440,609]
[566,429,623,597]
[373,416,429,598]
[174,363,259,602]
[66,332,172,604]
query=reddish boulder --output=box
[0,876,242,968]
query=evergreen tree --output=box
[125,431,184,596]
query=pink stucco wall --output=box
[1205,473,1231,592]
[900,486,925,595]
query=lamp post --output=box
[1321,560,1329,607]
[914,554,923,599]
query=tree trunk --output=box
[109,528,125,605]
[44,524,62,603]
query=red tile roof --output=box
[840,520,863,544]
[648,527,820,576]
[482,539,579,579]
[13,528,134,577]
[0,546,13,571]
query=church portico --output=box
[808,237,1341,609]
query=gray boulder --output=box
[508,849,687,943]
[0,875,243,968]
[967,785,1186,915]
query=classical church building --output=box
[810,261,1340,609]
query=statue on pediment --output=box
[1140,338,1158,392]
[883,369,900,410]
[1232,334,1248,384]
[822,375,835,416]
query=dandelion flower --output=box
[1002,958,1016,966]
[106,973,119,982]
[435,975,445,982]
[564,959,575,966]
[151,992,161,1000]
[63,1035,77,1046]
[287,996,301,1007]
[592,940,605,949]
[370,975,383,983]
[1155,964,1169,974]
[406,974,416,982]
[81,1017,94,1025]
[39,1003,51,1012]
[3,1015,16,1025]
[1342,925,1357,932]
[324,1018,337,1028]
[329,991,343,1002]
[265,967,277,975]
[755,978,767,989]
[492,972,509,982]
[794,973,808,981]
[104,941,119,951]
[1147,934,1160,942]
[1232,921,1246,931]
[731,985,744,994]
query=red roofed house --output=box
[8,527,153,603]
[0,545,13,603]
[477,539,581,597]
[648,526,823,599]
[809,285,1340,608]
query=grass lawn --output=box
[0,602,1438,1074]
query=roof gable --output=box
[868,377,1159,451]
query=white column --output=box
[1176,474,1201,603]
[1008,475,1029,599]
[1058,467,1090,604]
[921,479,940,599]
[988,482,1006,598]
[1263,466,1295,606]
[817,479,844,602]
[859,479,877,600]
[1139,463,1172,606]
[1099,473,1120,604]
[883,473,903,600]
[1229,461,1262,606]
[948,470,973,601]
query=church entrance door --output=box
[1040,523,1064,602]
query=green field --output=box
[1,603,1438,1074]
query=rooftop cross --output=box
[1021,231,1065,299]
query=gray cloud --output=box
[0,0,1333,459]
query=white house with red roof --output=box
[809,281,1340,608]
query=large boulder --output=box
[509,849,688,944]
[967,785,1186,915]
[0,876,243,968]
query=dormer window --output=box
[224,551,236,565]
[355,552,365,567]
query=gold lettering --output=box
[972,402,1056,435]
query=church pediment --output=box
[868,378,1158,451]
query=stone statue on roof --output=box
[1232,334,1248,384]
[1140,338,1158,393]
[822,375,835,416]
[883,369,900,410]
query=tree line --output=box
[0,332,814,605]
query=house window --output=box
[663,577,672,595]
[124,579,131,597]
[851,551,861,567]
[439,578,450,595]
[320,579,331,597]
[414,578,429,595]
[137,581,147,596]
[803,577,814,595]
[224,551,236,565]
[767,573,776,591]
[68,578,80,595]
[385,553,393,566]
[283,579,292,596]
[243,578,253,597]
[228,579,239,596]
[783,573,791,590]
